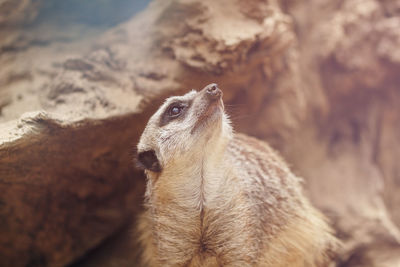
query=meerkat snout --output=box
[205,83,222,99]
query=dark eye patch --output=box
[159,100,190,127]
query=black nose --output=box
[205,83,222,100]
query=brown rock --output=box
[1,0,400,266]
[0,0,298,266]
[0,111,148,266]
[0,0,42,26]
[282,0,400,265]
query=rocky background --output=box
[0,0,400,266]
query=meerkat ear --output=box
[137,150,162,172]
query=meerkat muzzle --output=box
[190,84,224,134]
[203,83,224,111]
[201,83,223,113]
[205,83,222,100]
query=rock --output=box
[0,111,148,266]
[0,90,11,114]
[1,0,400,266]
[282,0,400,265]
[0,0,298,266]
[0,0,42,26]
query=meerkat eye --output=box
[160,101,190,126]
[167,104,184,117]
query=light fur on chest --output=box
[142,154,259,266]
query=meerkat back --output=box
[136,84,339,267]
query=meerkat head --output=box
[137,83,232,173]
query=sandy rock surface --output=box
[1,0,400,266]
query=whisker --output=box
[224,103,247,107]
[229,114,257,121]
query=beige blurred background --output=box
[1,0,400,266]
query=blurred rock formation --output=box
[0,0,399,266]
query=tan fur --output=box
[136,85,340,266]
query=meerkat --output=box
[136,83,339,267]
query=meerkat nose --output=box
[206,83,222,100]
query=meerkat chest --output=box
[153,166,229,227]
[150,165,245,265]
